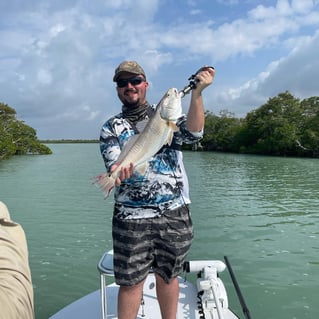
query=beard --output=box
[119,88,145,109]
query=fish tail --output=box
[93,173,115,198]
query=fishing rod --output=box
[179,66,215,97]
[224,256,252,319]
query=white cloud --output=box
[291,0,315,13]
[37,69,52,85]
[49,23,66,37]
[0,0,319,138]
[210,29,319,116]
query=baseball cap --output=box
[113,61,146,82]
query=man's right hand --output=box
[111,163,134,186]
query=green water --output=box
[0,144,318,319]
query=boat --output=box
[49,250,251,319]
[50,69,252,319]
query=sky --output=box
[1,0,319,140]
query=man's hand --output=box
[194,66,215,93]
[111,162,134,186]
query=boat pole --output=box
[224,256,252,319]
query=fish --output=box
[94,87,182,198]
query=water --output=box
[0,144,318,319]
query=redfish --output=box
[94,87,182,198]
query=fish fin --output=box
[165,125,178,146]
[168,122,179,132]
[160,122,179,146]
[93,173,115,199]
[135,162,148,175]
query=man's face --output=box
[116,72,148,108]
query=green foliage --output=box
[0,102,52,160]
[202,110,242,151]
[298,97,319,155]
[2,91,319,160]
[202,91,319,157]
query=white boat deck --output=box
[50,274,239,319]
[50,252,241,319]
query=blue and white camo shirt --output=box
[100,105,203,219]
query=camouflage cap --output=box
[113,61,146,82]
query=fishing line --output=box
[169,65,215,212]
[165,148,190,212]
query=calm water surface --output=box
[0,144,318,319]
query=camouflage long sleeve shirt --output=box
[100,105,203,219]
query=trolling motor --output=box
[179,66,215,97]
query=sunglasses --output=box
[116,76,145,88]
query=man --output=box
[0,201,34,319]
[99,61,215,319]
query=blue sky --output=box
[1,0,319,139]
